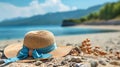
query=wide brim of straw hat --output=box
[4,42,73,59]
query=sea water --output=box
[0,26,118,40]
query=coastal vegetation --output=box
[64,1,120,24]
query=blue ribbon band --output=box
[4,43,57,64]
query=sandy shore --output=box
[1,31,120,49]
[0,25,120,67]
[1,25,120,48]
[73,25,120,30]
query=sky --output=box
[0,0,118,21]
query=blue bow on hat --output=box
[4,43,57,64]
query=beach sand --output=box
[0,25,120,67]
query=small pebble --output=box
[109,48,113,53]
[81,57,87,60]
[61,60,68,65]
[117,41,120,45]
[74,44,78,46]
[109,61,120,66]
[40,63,47,67]
[17,40,21,42]
[53,65,57,67]
[75,46,81,53]
[47,63,54,66]
[34,61,42,66]
[66,43,73,46]
[105,46,109,51]
[47,64,53,67]
[70,57,82,63]
[53,64,61,67]
[105,59,110,62]
[0,49,3,52]
[99,59,106,65]
[0,52,2,58]
[69,62,76,67]
[65,55,72,61]
[90,60,98,67]
[46,58,54,62]
[73,63,88,67]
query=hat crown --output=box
[24,30,55,49]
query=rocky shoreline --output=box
[62,20,120,26]
[0,38,120,67]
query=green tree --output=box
[63,1,120,24]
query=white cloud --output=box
[0,0,77,21]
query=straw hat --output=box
[4,30,73,59]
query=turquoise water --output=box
[0,26,118,40]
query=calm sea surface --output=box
[0,26,118,40]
